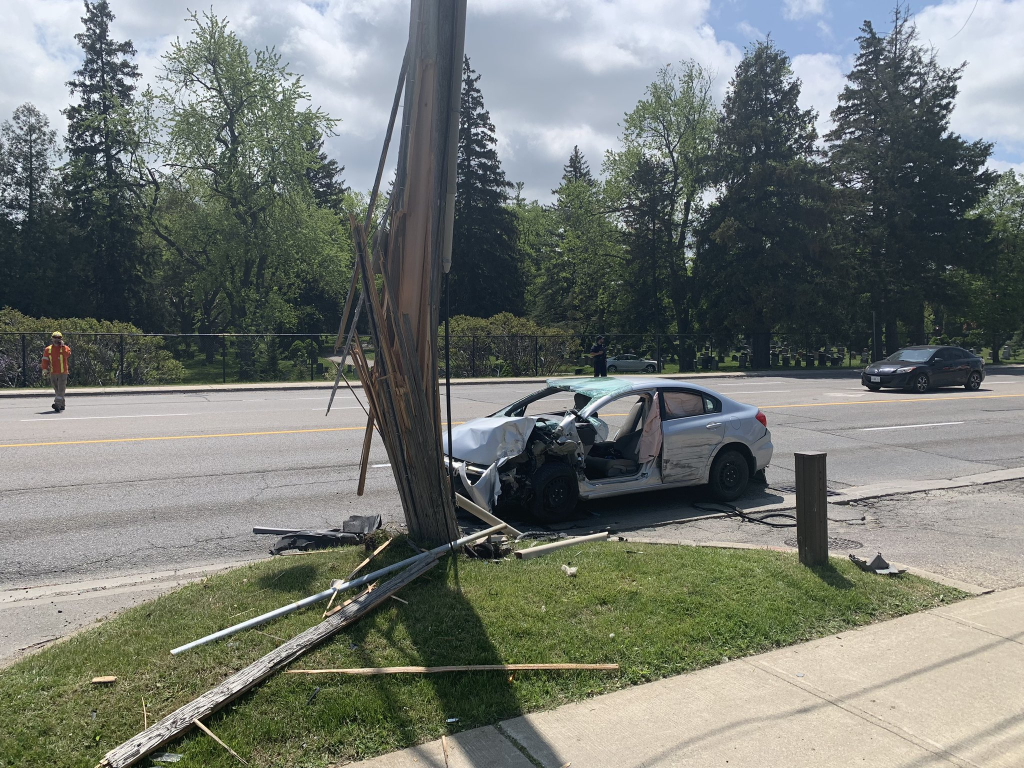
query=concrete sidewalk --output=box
[348,587,1024,768]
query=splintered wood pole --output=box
[795,452,829,566]
[348,0,466,545]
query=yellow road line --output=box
[759,392,1024,409]
[0,423,466,449]
[3,391,1020,448]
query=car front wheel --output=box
[909,373,930,394]
[607,365,617,373]
[708,449,750,503]
[528,461,580,523]
[965,371,982,391]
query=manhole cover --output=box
[784,536,863,550]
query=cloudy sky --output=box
[2,0,1022,201]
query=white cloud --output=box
[737,21,766,41]
[783,0,827,21]
[791,52,847,139]
[916,0,1024,157]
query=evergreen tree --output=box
[693,40,838,368]
[448,56,522,317]
[305,135,348,213]
[63,0,145,323]
[560,145,595,187]
[0,104,70,315]
[531,147,621,329]
[827,5,995,353]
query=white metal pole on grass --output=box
[171,524,507,655]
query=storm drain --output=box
[784,536,863,550]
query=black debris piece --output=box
[260,514,383,555]
[849,552,905,576]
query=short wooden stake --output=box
[795,451,828,566]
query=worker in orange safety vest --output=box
[41,331,72,412]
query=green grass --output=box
[0,541,965,768]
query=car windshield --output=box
[886,349,936,363]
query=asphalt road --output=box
[4,370,1024,591]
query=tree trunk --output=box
[884,315,899,356]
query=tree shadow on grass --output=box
[254,562,320,594]
[335,554,556,766]
[809,561,854,590]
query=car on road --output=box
[606,354,658,373]
[862,345,985,393]
[444,377,773,522]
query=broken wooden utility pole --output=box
[344,0,467,546]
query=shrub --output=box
[0,308,186,387]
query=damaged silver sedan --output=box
[444,377,773,523]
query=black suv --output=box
[862,346,985,393]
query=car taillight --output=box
[755,410,767,428]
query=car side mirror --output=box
[932,357,942,363]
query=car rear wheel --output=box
[607,365,618,373]
[965,371,982,391]
[528,461,579,523]
[865,383,881,391]
[909,372,930,393]
[643,364,656,372]
[708,449,750,503]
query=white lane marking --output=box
[371,463,391,468]
[21,413,191,422]
[825,392,866,398]
[860,421,965,432]
[718,389,791,395]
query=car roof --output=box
[546,376,722,398]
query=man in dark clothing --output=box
[590,336,607,377]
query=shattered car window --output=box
[546,377,634,399]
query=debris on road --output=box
[849,552,905,575]
[257,514,384,555]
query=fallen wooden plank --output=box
[92,676,117,685]
[285,663,619,676]
[95,557,438,768]
[347,538,393,581]
[455,493,522,538]
[515,532,610,560]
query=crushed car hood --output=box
[443,416,537,466]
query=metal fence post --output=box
[535,335,540,376]
[655,334,661,373]
[310,335,316,381]
[119,335,125,385]
[222,336,227,384]
[471,336,477,378]
[20,333,27,387]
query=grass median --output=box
[0,540,964,768]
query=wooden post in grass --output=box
[795,452,828,566]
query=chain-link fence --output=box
[0,333,337,389]
[3,330,872,389]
